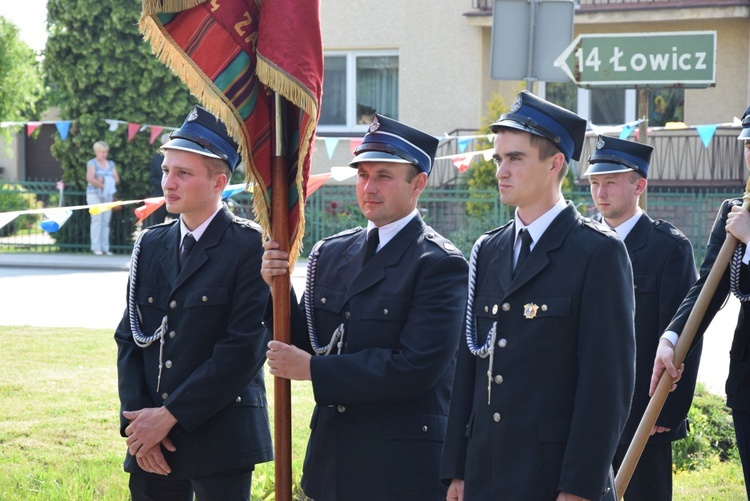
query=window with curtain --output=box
[319,52,399,132]
[590,88,626,126]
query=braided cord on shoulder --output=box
[304,244,343,355]
[730,243,750,302]
[128,228,168,347]
[465,233,496,358]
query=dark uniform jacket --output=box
[115,206,273,479]
[441,203,635,500]
[278,214,468,501]
[619,213,701,446]
[667,199,750,413]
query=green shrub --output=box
[673,383,738,472]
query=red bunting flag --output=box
[140,0,323,262]
[127,123,140,142]
[27,122,42,136]
[306,172,331,196]
[134,197,166,222]
[149,126,164,145]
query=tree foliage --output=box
[0,17,46,143]
[44,0,196,245]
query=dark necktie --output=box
[180,233,196,270]
[362,228,380,267]
[514,229,532,276]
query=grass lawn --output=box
[0,325,745,499]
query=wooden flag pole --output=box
[615,178,750,498]
[271,92,293,501]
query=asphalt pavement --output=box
[0,251,736,396]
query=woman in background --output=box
[85,141,119,255]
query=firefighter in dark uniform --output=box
[585,135,701,501]
[115,106,272,500]
[653,104,750,498]
[262,113,468,501]
[441,91,635,501]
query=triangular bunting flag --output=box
[55,121,71,140]
[128,123,140,142]
[458,137,471,153]
[149,126,164,145]
[27,122,41,136]
[696,124,718,148]
[39,210,73,233]
[134,198,166,221]
[452,154,472,173]
[330,166,358,181]
[105,119,120,132]
[306,173,330,196]
[324,137,339,159]
[619,124,635,140]
[0,212,18,232]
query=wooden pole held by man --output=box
[615,178,750,498]
[271,92,292,501]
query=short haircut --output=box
[528,134,568,182]
[204,156,232,182]
[93,141,109,153]
[405,163,421,182]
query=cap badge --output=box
[186,107,199,122]
[596,137,606,150]
[523,303,539,319]
[369,116,380,133]
[509,96,523,114]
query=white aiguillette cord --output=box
[127,228,168,392]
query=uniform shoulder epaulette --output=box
[322,226,364,242]
[311,226,364,255]
[653,219,687,240]
[232,217,262,233]
[483,219,513,237]
[423,228,464,256]
[581,216,616,236]
[145,218,178,231]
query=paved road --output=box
[0,252,736,396]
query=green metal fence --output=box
[0,180,741,265]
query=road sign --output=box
[554,31,716,88]
[490,0,575,83]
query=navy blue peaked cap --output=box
[162,106,241,171]
[350,113,439,175]
[584,135,653,179]
[490,90,587,162]
[739,105,750,140]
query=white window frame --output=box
[317,50,399,134]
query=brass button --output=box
[494,375,504,384]
[493,412,502,423]
[148,297,154,304]
[202,295,208,302]
[383,309,389,315]
[501,303,510,312]
[235,396,242,403]
[161,392,169,400]
[169,300,177,309]
[337,405,346,413]
[169,331,176,339]
[321,297,327,304]
[498,338,508,348]
[165,360,172,369]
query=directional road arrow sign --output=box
[554,31,716,88]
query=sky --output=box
[0,0,49,52]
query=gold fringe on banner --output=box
[138,2,319,265]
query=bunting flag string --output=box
[0,167,352,234]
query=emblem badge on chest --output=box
[523,303,539,319]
